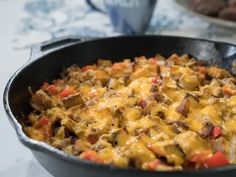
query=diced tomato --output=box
[203,152,229,168]
[152,78,158,84]
[47,84,59,95]
[112,63,125,70]
[38,117,52,138]
[150,58,157,65]
[41,82,59,95]
[82,65,97,72]
[146,159,161,171]
[197,66,207,80]
[211,126,222,139]
[151,76,160,84]
[222,85,236,96]
[87,134,98,144]
[80,150,103,163]
[60,86,75,98]
[38,116,50,127]
[198,66,207,74]
[139,99,147,109]
[190,152,212,165]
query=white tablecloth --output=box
[13,0,236,49]
[0,0,236,176]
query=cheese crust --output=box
[25,54,236,171]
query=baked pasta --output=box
[25,54,236,171]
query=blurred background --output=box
[0,0,236,177]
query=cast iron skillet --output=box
[3,35,236,177]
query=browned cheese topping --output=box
[25,54,236,171]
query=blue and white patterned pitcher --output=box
[86,0,158,35]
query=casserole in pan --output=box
[3,36,236,177]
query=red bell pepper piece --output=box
[47,84,59,95]
[211,126,222,139]
[150,58,157,65]
[152,78,158,84]
[190,152,212,165]
[38,116,50,127]
[38,117,52,138]
[198,66,207,74]
[222,85,236,96]
[146,159,161,171]
[82,65,97,72]
[80,150,103,163]
[204,152,229,168]
[60,86,75,98]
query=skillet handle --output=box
[29,36,96,61]
[86,0,106,13]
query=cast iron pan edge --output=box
[3,35,236,177]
